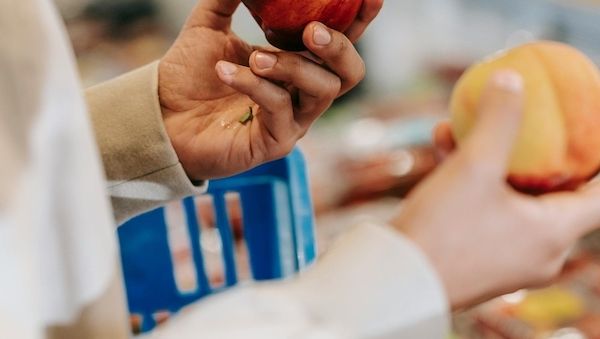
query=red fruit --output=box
[242,0,364,51]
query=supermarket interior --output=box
[46,0,600,337]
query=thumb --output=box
[184,0,241,30]
[462,70,525,179]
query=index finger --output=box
[345,0,384,42]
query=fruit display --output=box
[241,0,363,51]
[450,41,600,194]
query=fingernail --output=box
[217,61,238,76]
[492,70,524,92]
[313,24,332,46]
[216,61,237,84]
[254,52,277,70]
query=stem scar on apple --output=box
[239,106,254,125]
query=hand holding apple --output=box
[396,70,600,310]
[158,0,383,180]
[242,0,365,51]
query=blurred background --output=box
[56,0,600,337]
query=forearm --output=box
[288,222,450,338]
[147,223,450,339]
[85,63,205,224]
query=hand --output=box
[158,0,383,180]
[392,70,600,310]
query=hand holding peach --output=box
[451,41,600,194]
[396,70,600,309]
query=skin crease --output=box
[242,0,364,51]
[408,71,600,310]
[158,0,383,180]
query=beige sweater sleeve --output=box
[86,62,206,224]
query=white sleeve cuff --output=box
[109,163,208,224]
[289,222,450,338]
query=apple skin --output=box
[242,0,364,51]
[450,41,600,194]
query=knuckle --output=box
[324,77,342,99]
[273,90,292,108]
[281,54,303,79]
[323,33,348,61]
[337,35,350,54]
[351,59,367,84]
[249,74,263,89]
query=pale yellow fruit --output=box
[451,41,600,193]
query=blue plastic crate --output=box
[118,149,317,333]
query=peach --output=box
[450,41,600,194]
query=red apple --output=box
[242,0,364,51]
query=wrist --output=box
[157,58,196,114]
[395,221,469,311]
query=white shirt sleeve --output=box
[146,223,450,339]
